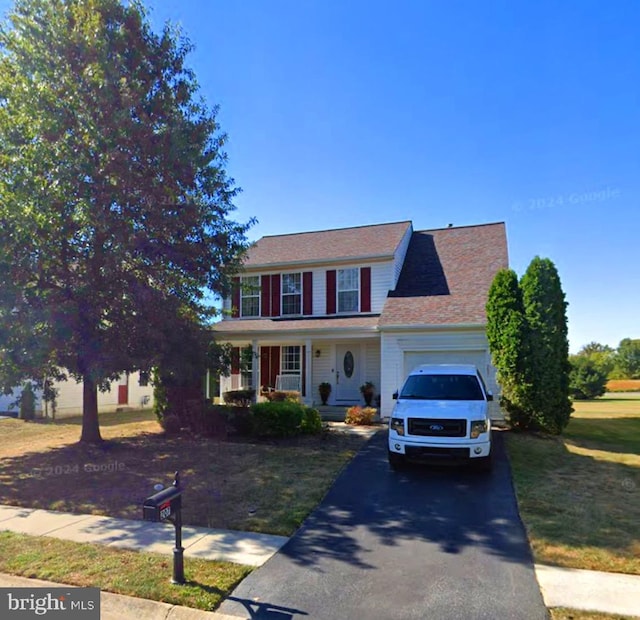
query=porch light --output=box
[315,349,321,358]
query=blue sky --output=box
[2,1,639,352]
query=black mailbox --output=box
[142,472,185,584]
[143,485,182,522]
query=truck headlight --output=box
[470,420,488,439]
[390,417,405,436]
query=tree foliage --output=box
[0,0,252,442]
[613,338,640,379]
[520,257,573,433]
[569,355,607,400]
[576,341,616,377]
[486,257,573,434]
[485,268,531,429]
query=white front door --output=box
[335,344,361,402]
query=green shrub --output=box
[301,407,322,434]
[251,401,304,437]
[569,355,608,400]
[223,388,255,407]
[225,406,254,436]
[262,390,300,403]
[345,405,377,425]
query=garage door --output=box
[403,350,489,382]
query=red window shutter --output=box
[261,275,271,317]
[301,345,306,397]
[326,270,336,314]
[271,274,281,317]
[231,277,240,318]
[270,346,280,388]
[260,347,269,390]
[231,347,240,374]
[303,272,313,315]
[360,267,371,313]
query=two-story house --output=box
[213,220,508,419]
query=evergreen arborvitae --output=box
[486,269,532,429]
[520,257,573,433]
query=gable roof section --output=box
[379,222,508,327]
[242,221,412,268]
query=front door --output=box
[335,344,361,402]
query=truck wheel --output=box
[388,450,406,471]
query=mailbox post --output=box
[143,471,185,584]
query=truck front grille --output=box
[407,418,466,437]
[406,446,470,460]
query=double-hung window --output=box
[281,346,301,375]
[337,268,359,313]
[241,276,260,317]
[282,273,302,315]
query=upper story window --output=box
[337,268,359,313]
[282,273,302,315]
[241,276,260,317]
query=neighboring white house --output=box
[212,220,508,419]
[0,372,153,418]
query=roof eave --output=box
[242,253,395,271]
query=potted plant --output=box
[359,381,375,407]
[318,382,332,405]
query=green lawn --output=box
[506,394,640,575]
[0,531,251,612]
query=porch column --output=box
[305,339,312,405]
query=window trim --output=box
[281,345,301,375]
[281,272,302,316]
[240,275,261,318]
[337,267,360,314]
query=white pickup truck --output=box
[387,364,493,471]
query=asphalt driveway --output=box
[218,430,548,620]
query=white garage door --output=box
[403,350,489,382]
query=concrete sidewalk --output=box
[1,504,639,618]
[0,505,287,567]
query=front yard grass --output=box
[506,394,640,575]
[0,531,252,612]
[0,409,369,535]
[550,609,639,620]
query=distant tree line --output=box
[568,339,640,400]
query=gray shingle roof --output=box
[379,222,508,326]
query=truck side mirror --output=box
[392,391,398,400]
[486,392,494,402]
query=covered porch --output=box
[216,337,381,408]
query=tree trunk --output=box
[80,374,103,443]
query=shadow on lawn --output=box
[0,433,217,523]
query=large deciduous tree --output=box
[0,0,252,442]
[614,338,640,379]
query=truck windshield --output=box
[400,374,484,401]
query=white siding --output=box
[380,328,501,420]
[310,343,334,405]
[312,267,326,316]
[52,372,154,418]
[392,224,413,289]
[370,262,394,313]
